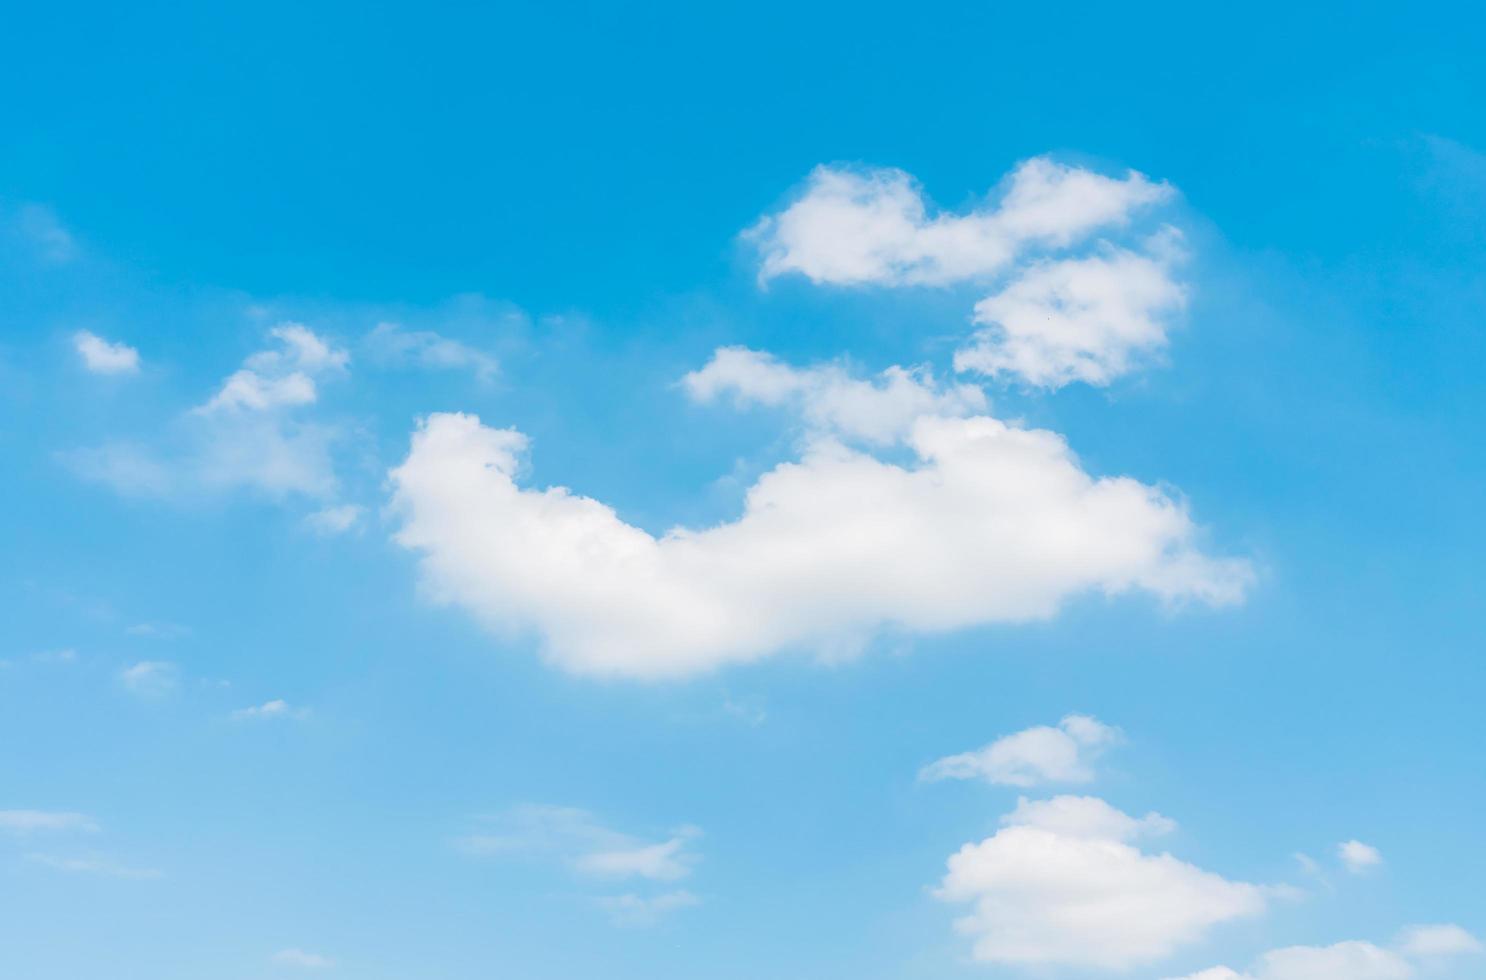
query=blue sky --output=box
[2,3,1485,978]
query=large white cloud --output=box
[748,157,1188,388]
[936,795,1266,970]
[920,714,1121,787]
[388,357,1248,677]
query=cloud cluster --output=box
[920,714,1121,786]
[749,156,1187,388]
[935,795,1265,969]
[68,323,348,500]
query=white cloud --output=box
[230,699,309,722]
[0,810,98,834]
[573,828,700,881]
[388,392,1247,678]
[118,660,179,698]
[303,504,364,536]
[1168,941,1414,980]
[749,158,1190,388]
[1001,794,1176,840]
[682,346,986,447]
[1339,839,1383,874]
[1166,926,1483,980]
[26,853,163,879]
[454,805,700,883]
[199,323,346,415]
[363,322,498,381]
[920,714,1121,786]
[953,233,1187,387]
[72,331,140,375]
[748,157,1169,286]
[1397,923,1483,958]
[67,324,346,501]
[596,889,700,925]
[272,948,335,969]
[935,795,1265,970]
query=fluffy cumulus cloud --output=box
[72,330,140,375]
[67,323,348,500]
[388,352,1248,677]
[749,156,1187,388]
[953,232,1187,387]
[748,157,1169,286]
[935,795,1265,970]
[920,714,1121,786]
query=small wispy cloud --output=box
[30,648,78,665]
[272,948,335,969]
[1338,839,1383,874]
[27,853,163,879]
[72,331,140,375]
[920,714,1122,787]
[303,504,364,536]
[455,805,700,881]
[118,660,180,699]
[125,622,191,640]
[596,889,700,926]
[363,322,498,381]
[455,805,703,923]
[16,203,77,263]
[0,810,99,834]
[231,699,310,722]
